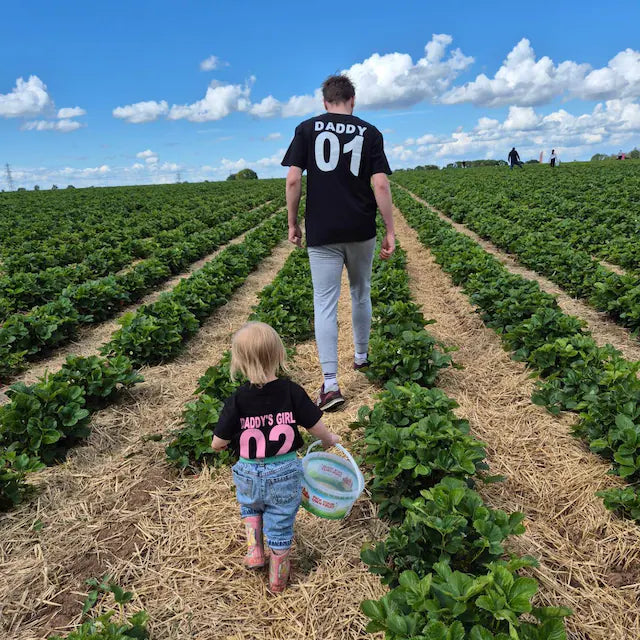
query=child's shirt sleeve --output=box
[290,382,323,429]
[213,395,241,441]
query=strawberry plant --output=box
[0,445,44,510]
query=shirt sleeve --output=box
[213,395,241,441]
[281,124,307,170]
[290,382,323,429]
[370,130,392,176]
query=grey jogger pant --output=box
[307,237,376,376]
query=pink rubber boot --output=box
[268,548,291,592]
[242,516,265,569]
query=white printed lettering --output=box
[357,125,367,136]
[335,123,345,134]
[345,124,356,134]
[315,121,324,131]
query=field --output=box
[2,163,640,640]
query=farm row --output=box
[0,193,284,380]
[393,167,640,337]
[2,216,574,639]
[395,163,640,271]
[392,184,640,523]
[0,207,288,509]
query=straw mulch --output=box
[398,186,640,364]
[0,245,387,640]
[16,213,275,387]
[395,210,640,640]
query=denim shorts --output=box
[231,457,303,550]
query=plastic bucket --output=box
[301,441,364,520]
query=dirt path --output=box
[0,255,386,639]
[15,213,280,387]
[395,210,640,640]
[395,184,640,364]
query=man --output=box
[508,147,524,169]
[281,74,395,411]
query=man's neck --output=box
[326,104,353,115]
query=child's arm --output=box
[308,419,341,450]
[212,435,231,451]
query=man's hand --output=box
[288,223,302,247]
[380,231,395,260]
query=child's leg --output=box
[232,462,265,568]
[263,460,303,591]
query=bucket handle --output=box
[305,440,364,495]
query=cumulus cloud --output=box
[0,75,53,118]
[168,80,252,122]
[249,34,474,118]
[136,149,159,164]
[577,48,640,101]
[398,99,640,165]
[200,55,226,71]
[21,119,83,133]
[442,39,640,107]
[57,106,86,118]
[113,100,169,123]
[262,132,282,140]
[442,39,588,107]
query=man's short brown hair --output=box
[322,75,356,104]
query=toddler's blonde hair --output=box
[230,322,288,385]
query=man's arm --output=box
[372,172,395,260]
[286,166,303,247]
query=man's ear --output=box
[323,100,329,111]
[350,96,355,110]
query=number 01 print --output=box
[314,132,364,176]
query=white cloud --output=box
[200,55,226,71]
[21,119,83,133]
[136,149,159,165]
[0,75,53,118]
[263,132,282,140]
[442,39,588,107]
[443,40,640,107]
[131,163,144,170]
[168,80,252,122]
[577,48,640,101]
[59,165,111,177]
[57,106,86,119]
[113,100,169,123]
[399,99,640,165]
[249,34,473,119]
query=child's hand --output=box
[322,433,341,450]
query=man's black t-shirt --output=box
[213,379,323,459]
[508,149,520,162]
[281,113,392,247]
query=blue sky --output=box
[2,0,639,188]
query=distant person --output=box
[461,160,467,169]
[212,322,340,592]
[550,149,557,168]
[508,147,524,170]
[618,149,624,160]
[281,74,395,411]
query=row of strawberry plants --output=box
[394,164,640,272]
[352,243,570,639]
[392,185,640,523]
[0,199,283,381]
[0,180,282,272]
[0,210,288,510]
[394,177,640,335]
[0,195,275,319]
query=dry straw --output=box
[0,253,387,640]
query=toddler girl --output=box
[212,321,340,592]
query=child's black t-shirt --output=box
[213,379,323,459]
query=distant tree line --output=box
[591,148,640,161]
